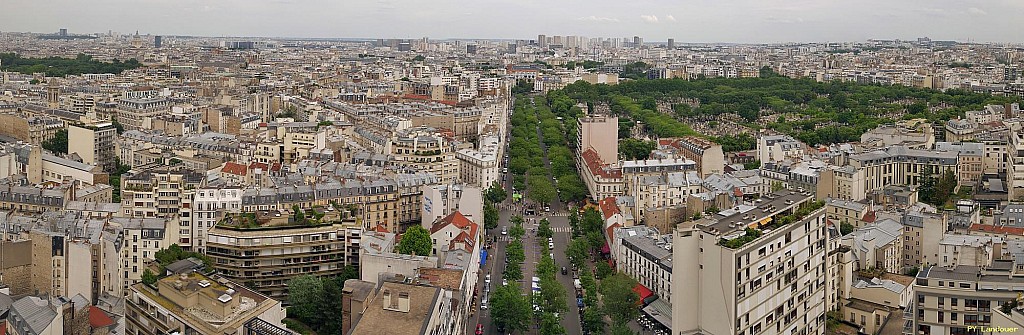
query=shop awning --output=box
[633,284,654,306]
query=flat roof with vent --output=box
[699,190,814,236]
[349,281,441,335]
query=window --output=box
[918,294,925,304]
[959,283,971,288]
[951,298,958,306]
[938,311,944,322]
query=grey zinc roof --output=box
[827,198,867,212]
[10,296,57,334]
[852,277,906,293]
[843,218,902,253]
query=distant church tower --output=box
[131,30,143,48]
[46,81,60,108]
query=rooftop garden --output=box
[720,228,763,249]
[718,199,826,249]
[218,205,348,230]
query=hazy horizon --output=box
[3,0,1024,43]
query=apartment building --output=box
[456,134,500,189]
[907,264,1020,335]
[6,294,91,335]
[844,276,912,335]
[69,121,118,172]
[627,171,702,221]
[578,115,618,164]
[658,137,726,177]
[1007,129,1024,200]
[120,165,202,219]
[817,165,867,201]
[191,188,242,252]
[205,210,361,301]
[672,190,829,335]
[847,146,959,193]
[840,219,904,273]
[0,113,63,145]
[901,210,946,269]
[113,217,176,294]
[347,276,450,335]
[615,226,673,305]
[757,135,805,165]
[390,126,459,185]
[421,184,483,229]
[126,271,287,335]
[935,142,985,187]
[580,148,624,200]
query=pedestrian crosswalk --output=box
[551,226,572,233]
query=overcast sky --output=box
[3,0,1023,43]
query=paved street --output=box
[468,95,584,334]
[468,188,584,334]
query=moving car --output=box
[561,266,568,275]
[501,226,507,235]
[476,324,484,335]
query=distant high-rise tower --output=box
[466,44,477,54]
[58,28,67,37]
[507,43,517,54]
[154,35,162,48]
[667,38,675,49]
[633,36,643,48]
[538,34,547,48]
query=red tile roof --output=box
[221,162,247,176]
[599,197,620,220]
[89,306,115,328]
[431,211,479,253]
[862,210,876,223]
[448,230,477,253]
[969,224,1024,236]
[372,224,390,233]
[249,162,269,172]
[581,148,622,179]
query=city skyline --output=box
[3,0,1024,43]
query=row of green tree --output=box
[534,239,569,334]
[565,208,641,334]
[0,53,141,77]
[491,215,529,333]
[508,95,588,203]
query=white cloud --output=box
[575,15,620,22]
[967,7,987,15]
[640,15,659,23]
[665,14,676,22]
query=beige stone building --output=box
[205,211,362,301]
[672,191,829,335]
[126,271,286,335]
